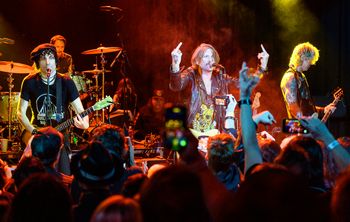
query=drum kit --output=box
[79,45,122,124]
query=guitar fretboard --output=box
[55,106,94,131]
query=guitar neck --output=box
[55,106,94,131]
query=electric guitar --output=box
[22,96,113,145]
[321,87,343,123]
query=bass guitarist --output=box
[280,42,337,120]
[17,43,89,174]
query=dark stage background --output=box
[0,0,349,138]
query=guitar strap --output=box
[56,76,63,122]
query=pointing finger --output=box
[260,44,267,53]
[175,42,183,50]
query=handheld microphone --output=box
[47,68,51,78]
[212,63,225,76]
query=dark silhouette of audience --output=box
[71,141,120,222]
[139,164,211,222]
[7,173,73,222]
[91,195,142,222]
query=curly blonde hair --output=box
[289,42,319,68]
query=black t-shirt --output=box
[20,73,79,127]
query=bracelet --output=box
[237,99,252,108]
[225,116,235,120]
[327,140,339,150]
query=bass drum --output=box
[0,92,20,123]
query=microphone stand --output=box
[45,71,52,126]
[116,34,133,129]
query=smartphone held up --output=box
[164,106,188,151]
[282,118,309,134]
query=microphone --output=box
[0,38,15,44]
[212,63,225,74]
[47,68,51,78]
[99,5,123,12]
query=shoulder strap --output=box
[56,75,63,122]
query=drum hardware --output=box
[0,61,33,141]
[81,46,122,55]
[82,45,120,123]
[82,69,111,75]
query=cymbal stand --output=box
[100,52,107,123]
[7,66,14,141]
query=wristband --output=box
[327,140,339,150]
[225,116,235,120]
[237,99,252,108]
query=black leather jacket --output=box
[169,66,238,132]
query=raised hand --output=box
[257,44,269,70]
[171,42,183,72]
[252,111,276,126]
[239,62,260,99]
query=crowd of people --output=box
[0,38,349,222]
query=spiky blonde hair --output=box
[289,42,319,68]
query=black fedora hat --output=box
[71,141,120,186]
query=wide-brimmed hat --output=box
[71,141,121,186]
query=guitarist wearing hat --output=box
[17,43,89,174]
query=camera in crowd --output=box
[164,105,188,151]
[214,95,229,106]
[282,118,309,134]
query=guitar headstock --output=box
[93,96,113,111]
[333,87,344,100]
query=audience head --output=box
[274,143,311,181]
[121,173,148,198]
[71,141,121,188]
[285,136,325,189]
[91,124,126,161]
[331,166,350,222]
[30,126,63,167]
[207,133,235,172]
[8,173,73,222]
[91,195,142,222]
[234,165,324,222]
[139,165,211,222]
[12,156,46,190]
[258,138,281,163]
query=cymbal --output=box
[81,46,122,55]
[82,69,111,74]
[0,61,34,74]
